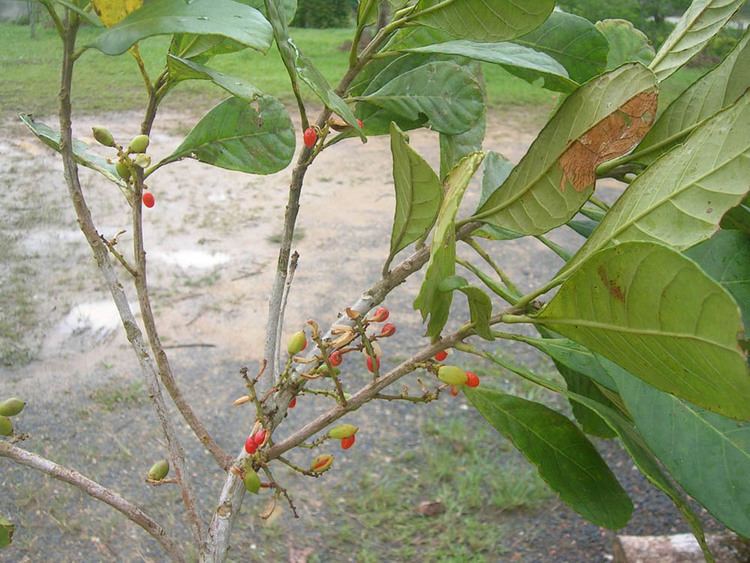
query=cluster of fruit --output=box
[92,127,155,208]
[0,398,25,436]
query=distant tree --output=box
[291,0,351,28]
[558,0,691,26]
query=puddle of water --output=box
[151,249,230,269]
[58,300,121,337]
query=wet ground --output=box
[0,106,722,562]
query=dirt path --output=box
[0,106,717,562]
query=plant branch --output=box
[274,250,299,381]
[0,441,184,562]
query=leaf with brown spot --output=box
[473,63,657,236]
[559,90,657,192]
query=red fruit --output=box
[303,127,317,148]
[366,355,380,373]
[434,350,448,362]
[357,119,364,128]
[449,385,459,397]
[466,371,480,388]
[252,429,267,446]
[244,435,258,454]
[142,192,155,208]
[329,350,343,367]
[380,323,396,337]
[371,307,389,323]
[288,397,297,409]
[341,435,356,450]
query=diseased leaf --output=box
[411,0,555,43]
[414,153,484,336]
[595,19,655,69]
[564,92,750,274]
[649,0,746,81]
[466,387,632,529]
[89,0,273,56]
[539,242,750,420]
[91,0,142,27]
[388,123,443,260]
[156,96,295,175]
[167,55,262,100]
[473,63,657,236]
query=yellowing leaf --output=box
[92,0,143,27]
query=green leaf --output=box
[359,61,484,135]
[401,40,578,93]
[477,151,514,210]
[439,79,486,179]
[722,196,750,234]
[19,114,125,187]
[595,19,655,69]
[649,0,746,81]
[357,0,378,27]
[244,0,297,24]
[555,362,618,438]
[466,387,632,529]
[0,515,13,549]
[514,11,609,84]
[437,276,493,339]
[89,0,273,56]
[387,123,443,260]
[473,63,657,236]
[564,92,750,275]
[156,96,294,175]
[634,27,750,166]
[608,359,750,538]
[538,242,750,420]
[411,0,555,42]
[167,55,262,100]
[414,153,485,336]
[686,230,750,332]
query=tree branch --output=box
[0,441,185,563]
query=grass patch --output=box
[89,380,145,411]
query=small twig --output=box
[101,233,137,277]
[162,343,216,350]
[465,238,521,298]
[274,251,299,380]
[276,455,320,478]
[260,466,299,518]
[374,392,439,404]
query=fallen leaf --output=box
[416,500,446,517]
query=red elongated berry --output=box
[449,385,459,397]
[244,435,258,454]
[341,435,356,450]
[366,355,380,373]
[380,323,396,337]
[252,429,267,446]
[466,371,480,388]
[142,192,155,208]
[434,350,448,362]
[303,127,317,148]
[288,397,297,409]
[371,307,389,323]
[329,350,343,367]
[357,119,364,128]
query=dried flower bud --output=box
[328,424,358,440]
[147,459,170,481]
[233,395,251,407]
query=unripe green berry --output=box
[287,331,307,355]
[0,398,25,417]
[328,424,358,440]
[92,126,115,147]
[147,459,170,481]
[128,134,150,154]
[116,160,131,180]
[243,467,261,494]
[437,365,468,386]
[0,416,13,437]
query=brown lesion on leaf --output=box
[559,89,658,192]
[597,265,626,303]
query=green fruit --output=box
[0,416,12,437]
[287,331,307,355]
[147,459,170,481]
[328,424,358,440]
[128,134,150,154]
[243,467,261,494]
[92,126,115,147]
[437,365,468,386]
[0,515,14,549]
[0,398,25,417]
[116,160,131,180]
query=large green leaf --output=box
[466,387,632,529]
[634,27,750,166]
[167,55,262,100]
[410,0,555,43]
[89,0,273,56]
[564,92,750,274]
[438,276,493,340]
[595,19,655,70]
[401,41,578,93]
[649,0,746,81]
[538,242,750,420]
[609,360,750,538]
[722,196,750,234]
[387,123,443,261]
[472,63,657,236]
[439,114,486,180]
[514,11,609,83]
[555,362,618,438]
[414,153,485,337]
[359,61,484,135]
[686,230,750,332]
[19,114,124,187]
[155,96,294,175]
